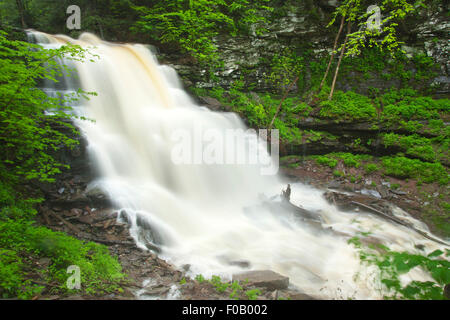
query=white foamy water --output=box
[29,30,448,300]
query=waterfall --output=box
[29,30,448,299]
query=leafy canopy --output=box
[0,30,96,185]
[131,0,272,66]
[329,0,426,57]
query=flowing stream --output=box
[28,30,448,299]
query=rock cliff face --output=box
[157,1,449,96]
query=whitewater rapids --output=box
[28,30,448,300]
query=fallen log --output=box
[351,201,449,246]
[49,211,82,234]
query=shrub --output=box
[365,163,379,174]
[381,156,448,185]
[333,170,345,177]
[0,217,125,297]
[349,237,450,300]
[314,155,338,168]
[318,90,376,121]
[381,133,438,162]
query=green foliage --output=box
[195,274,206,283]
[131,0,272,66]
[390,183,401,190]
[195,274,262,300]
[365,163,379,174]
[0,31,125,299]
[0,248,43,299]
[0,213,125,298]
[0,31,96,185]
[0,0,139,40]
[318,90,376,121]
[314,153,372,169]
[342,0,426,57]
[192,86,306,144]
[229,281,243,300]
[399,120,424,133]
[245,288,261,300]
[381,133,441,162]
[341,47,437,89]
[210,275,229,293]
[333,170,345,177]
[314,155,338,168]
[412,53,437,81]
[333,152,372,168]
[312,151,448,186]
[381,156,448,185]
[267,48,304,93]
[349,236,449,300]
[380,89,449,121]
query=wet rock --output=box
[68,208,83,216]
[70,146,82,158]
[38,258,51,268]
[232,270,289,291]
[328,180,341,189]
[360,189,382,199]
[390,189,407,196]
[63,295,85,300]
[182,264,191,272]
[415,244,425,251]
[287,292,315,300]
[249,92,262,104]
[85,187,108,202]
[324,191,357,211]
[229,260,251,269]
[121,287,136,298]
[377,186,390,199]
[78,215,94,225]
[102,219,115,229]
[270,290,279,300]
[198,96,230,112]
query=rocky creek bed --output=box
[35,189,315,300]
[29,158,447,300]
[25,116,448,300]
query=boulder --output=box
[232,270,289,290]
[198,96,227,112]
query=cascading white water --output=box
[29,30,448,299]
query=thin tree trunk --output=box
[98,22,105,39]
[15,0,27,28]
[269,76,299,130]
[329,21,351,101]
[318,15,345,93]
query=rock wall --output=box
[157,1,449,96]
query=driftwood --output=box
[41,210,52,226]
[49,211,82,234]
[81,236,136,247]
[351,201,449,246]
